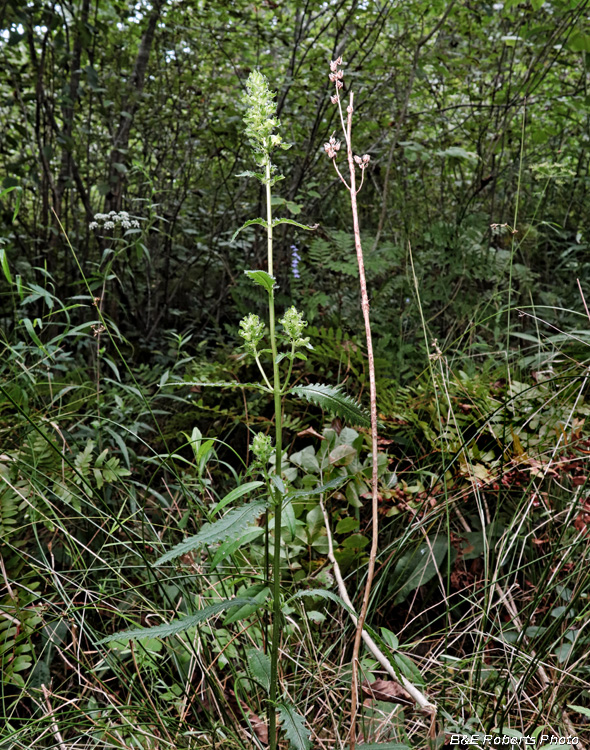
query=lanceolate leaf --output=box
[97,598,253,644]
[277,702,312,750]
[290,383,370,427]
[272,218,319,232]
[211,480,264,516]
[231,217,268,242]
[244,269,277,293]
[155,500,268,566]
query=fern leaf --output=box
[97,598,253,644]
[290,383,370,427]
[155,500,268,566]
[277,701,311,750]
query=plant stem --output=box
[340,91,380,750]
[266,156,283,750]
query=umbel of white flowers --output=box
[90,210,140,231]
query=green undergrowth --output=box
[1,303,590,748]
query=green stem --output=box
[266,156,283,750]
[281,343,296,394]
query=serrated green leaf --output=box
[97,598,253,644]
[287,475,348,501]
[290,383,370,427]
[272,218,319,232]
[246,647,271,692]
[155,500,268,565]
[211,480,264,516]
[244,269,276,293]
[231,218,268,242]
[277,702,311,750]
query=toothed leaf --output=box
[231,218,268,242]
[272,218,318,232]
[244,269,277,293]
[290,383,370,427]
[97,598,253,644]
[277,702,311,750]
[155,500,268,565]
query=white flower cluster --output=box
[89,211,140,231]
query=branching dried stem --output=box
[326,60,436,746]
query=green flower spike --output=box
[252,432,273,464]
[239,313,265,355]
[280,306,311,350]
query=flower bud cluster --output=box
[251,432,273,464]
[280,306,311,349]
[239,313,265,355]
[354,154,371,170]
[329,57,344,90]
[89,210,140,231]
[324,134,341,159]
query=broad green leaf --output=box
[341,533,369,549]
[437,146,479,162]
[97,598,253,644]
[290,383,370,427]
[231,217,268,241]
[246,647,271,692]
[244,269,277,293]
[282,499,297,538]
[569,31,590,52]
[277,701,311,750]
[155,500,268,565]
[380,627,399,651]
[335,517,359,534]
[211,480,264,516]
